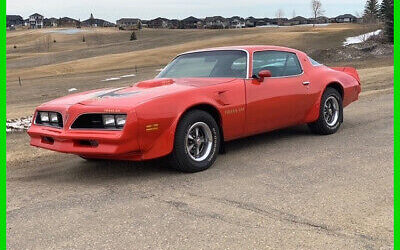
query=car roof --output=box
[182,45,303,55]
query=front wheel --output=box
[169,110,220,172]
[308,87,343,135]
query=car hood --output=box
[42,78,236,107]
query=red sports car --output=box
[28,46,361,172]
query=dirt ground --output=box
[6,91,393,249]
[6,24,394,249]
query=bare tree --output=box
[292,9,296,19]
[311,0,324,27]
[275,9,285,25]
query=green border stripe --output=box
[1,0,6,247]
[395,0,399,248]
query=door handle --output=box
[302,81,310,86]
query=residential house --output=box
[44,17,58,27]
[289,16,308,25]
[308,16,330,24]
[255,18,273,26]
[116,18,141,29]
[169,19,180,29]
[58,17,80,27]
[6,15,24,28]
[229,16,245,28]
[271,17,288,26]
[82,13,114,27]
[29,13,44,29]
[204,16,229,29]
[245,17,256,27]
[148,17,169,28]
[140,20,149,28]
[334,14,357,23]
[181,16,202,29]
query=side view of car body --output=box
[28,46,361,172]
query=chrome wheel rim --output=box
[324,96,340,127]
[185,122,213,162]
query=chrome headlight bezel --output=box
[35,111,63,128]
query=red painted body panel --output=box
[28,46,361,161]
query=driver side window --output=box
[252,51,303,77]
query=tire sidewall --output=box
[320,88,343,132]
[173,110,220,172]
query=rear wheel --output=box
[308,87,343,135]
[169,110,220,172]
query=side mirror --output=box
[256,70,272,82]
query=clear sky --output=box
[7,0,366,22]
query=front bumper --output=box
[28,105,142,160]
[28,126,140,156]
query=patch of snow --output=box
[43,29,88,35]
[257,23,330,28]
[120,74,136,78]
[343,29,382,46]
[68,88,78,92]
[6,116,33,133]
[102,77,121,82]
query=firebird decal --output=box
[96,88,140,99]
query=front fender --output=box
[134,94,223,160]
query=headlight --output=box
[115,115,126,127]
[36,111,63,128]
[102,114,126,129]
[102,115,116,127]
[40,112,49,122]
[50,112,58,123]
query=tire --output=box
[169,110,220,172]
[308,87,343,135]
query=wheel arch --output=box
[305,80,345,124]
[177,103,225,153]
[324,81,344,99]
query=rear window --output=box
[309,57,322,66]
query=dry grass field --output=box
[6,23,393,119]
[6,24,394,249]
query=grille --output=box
[71,114,105,129]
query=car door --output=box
[245,50,313,135]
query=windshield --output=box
[157,50,248,79]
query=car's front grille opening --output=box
[71,114,125,130]
[77,140,99,147]
[41,136,54,145]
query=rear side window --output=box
[252,51,303,77]
[309,57,322,66]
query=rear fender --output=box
[304,78,345,123]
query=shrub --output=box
[130,31,137,41]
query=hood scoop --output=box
[135,78,174,88]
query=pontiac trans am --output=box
[28,46,361,172]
